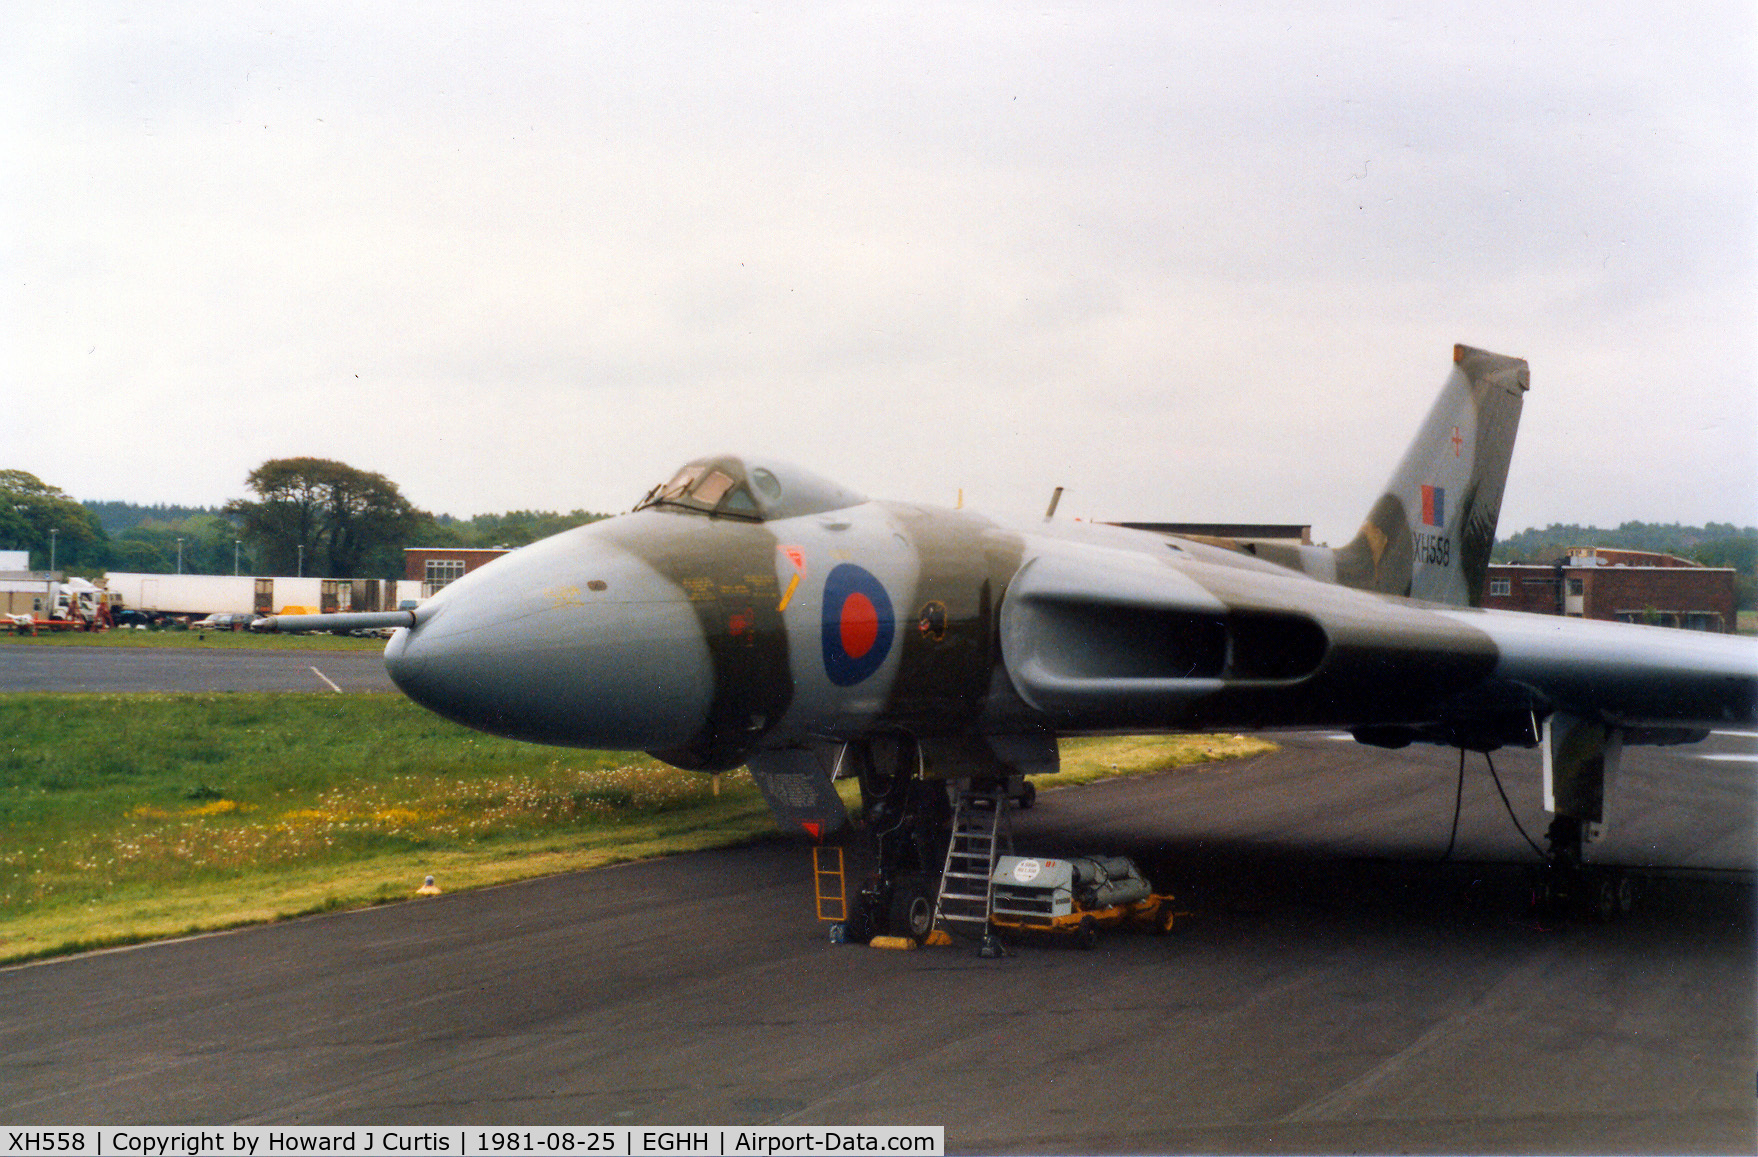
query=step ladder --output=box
[931,781,1012,935]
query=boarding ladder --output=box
[931,781,1012,935]
[812,845,847,924]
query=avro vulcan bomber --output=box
[260,346,1758,934]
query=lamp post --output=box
[176,537,184,575]
[297,544,304,578]
[48,528,57,574]
[234,540,241,576]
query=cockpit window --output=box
[657,465,703,502]
[634,455,866,522]
[719,485,760,517]
[692,470,737,507]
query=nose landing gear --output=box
[834,734,950,946]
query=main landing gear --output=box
[1531,814,1635,923]
[1527,714,1639,923]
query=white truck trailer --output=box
[103,574,423,618]
[105,574,258,616]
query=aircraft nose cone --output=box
[384,530,713,750]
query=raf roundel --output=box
[820,563,896,686]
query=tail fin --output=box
[1333,344,1528,606]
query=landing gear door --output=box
[1542,712,1623,840]
[746,748,849,840]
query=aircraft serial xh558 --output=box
[262,345,1756,935]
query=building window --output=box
[1488,579,1511,597]
[1567,578,1584,596]
[424,559,465,595]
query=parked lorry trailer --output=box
[105,574,262,617]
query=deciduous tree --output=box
[227,459,423,578]
[0,469,105,571]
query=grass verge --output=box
[0,692,1274,964]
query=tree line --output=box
[1,460,608,580]
[1492,520,1757,565]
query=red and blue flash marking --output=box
[1421,484,1446,528]
[821,563,895,686]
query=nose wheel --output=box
[887,875,936,944]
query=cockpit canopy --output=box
[634,455,867,522]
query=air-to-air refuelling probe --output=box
[260,346,1758,936]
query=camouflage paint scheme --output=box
[271,346,1757,845]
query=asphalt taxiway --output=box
[0,733,1752,1153]
[0,644,395,692]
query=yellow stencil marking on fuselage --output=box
[545,584,586,609]
[778,572,801,612]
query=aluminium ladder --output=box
[930,781,1012,936]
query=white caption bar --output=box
[4,1129,943,1157]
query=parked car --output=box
[191,612,260,631]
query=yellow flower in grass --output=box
[184,799,245,816]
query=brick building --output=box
[1482,548,1737,632]
[403,547,512,596]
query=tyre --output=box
[888,876,935,944]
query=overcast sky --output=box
[3,3,1753,544]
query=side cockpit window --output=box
[635,456,866,522]
[750,468,783,503]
